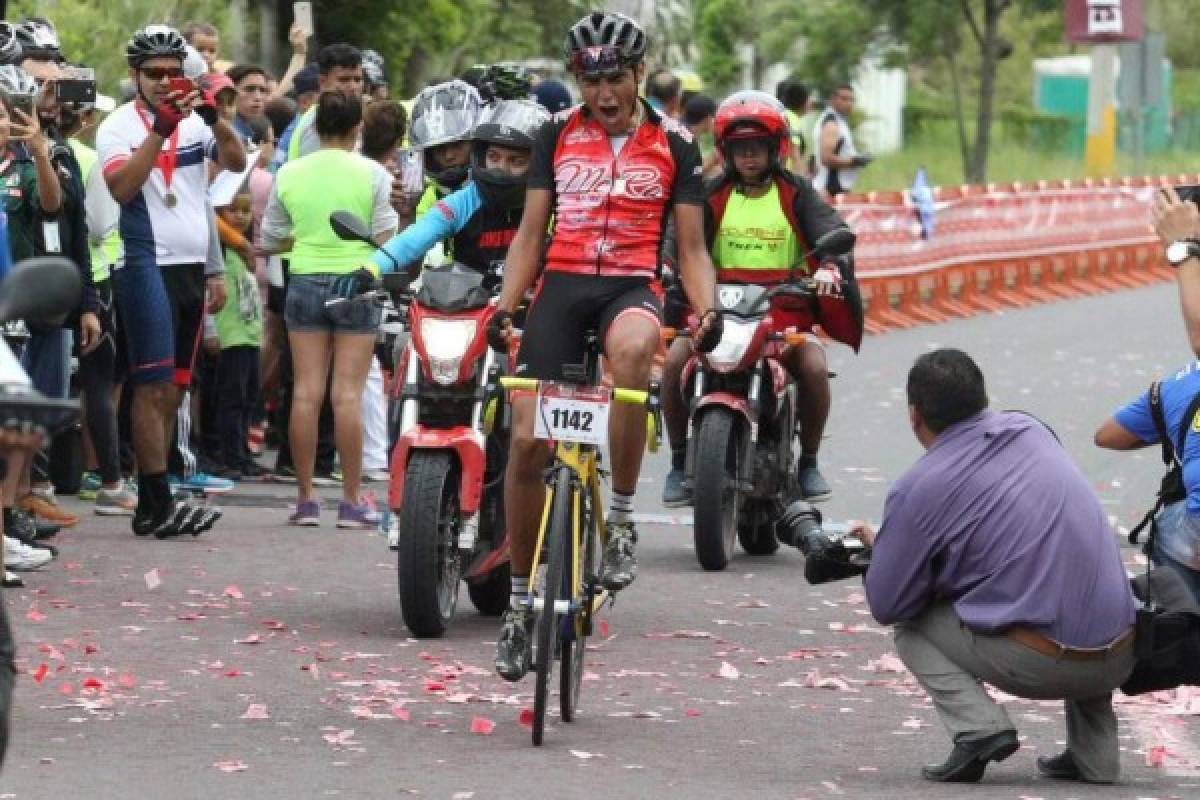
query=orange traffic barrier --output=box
[840,175,1198,334]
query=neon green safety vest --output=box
[274,149,377,275]
[713,184,799,272]
[68,138,122,282]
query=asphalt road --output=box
[3,281,1200,800]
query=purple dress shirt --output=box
[864,410,1136,648]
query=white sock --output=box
[609,490,635,525]
[510,575,529,610]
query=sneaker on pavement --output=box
[600,521,639,591]
[95,486,138,516]
[289,499,321,527]
[6,510,58,555]
[494,608,533,682]
[160,502,221,537]
[3,570,23,588]
[797,465,832,503]
[18,492,78,527]
[169,472,235,494]
[661,468,692,508]
[79,471,102,501]
[5,535,54,570]
[336,500,377,529]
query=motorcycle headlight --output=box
[705,318,758,371]
[420,318,478,385]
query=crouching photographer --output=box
[839,349,1137,785]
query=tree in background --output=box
[9,0,230,96]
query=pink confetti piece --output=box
[1146,745,1167,768]
[223,669,245,678]
[144,569,161,590]
[241,704,269,720]
[235,634,262,645]
[518,708,535,727]
[424,681,447,693]
[26,607,46,623]
[117,673,136,689]
[82,678,105,690]
[223,585,244,600]
[32,663,48,684]
[863,653,907,674]
[213,760,248,773]
[83,644,98,655]
[261,619,288,631]
[717,662,740,680]
[391,705,410,721]
[598,620,610,638]
[684,709,702,717]
[58,682,74,696]
[469,717,495,735]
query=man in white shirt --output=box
[97,25,245,538]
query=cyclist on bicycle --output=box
[487,10,722,682]
[368,98,549,286]
[660,91,864,508]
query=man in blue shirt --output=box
[1097,361,1200,600]
[853,349,1136,785]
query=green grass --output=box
[857,138,1200,192]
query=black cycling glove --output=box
[330,268,378,300]
[487,309,513,352]
[694,309,724,353]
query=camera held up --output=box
[777,501,871,585]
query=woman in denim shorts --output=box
[261,89,398,528]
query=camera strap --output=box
[1128,381,1200,556]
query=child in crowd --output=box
[212,188,265,480]
[182,21,221,75]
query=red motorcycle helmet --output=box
[713,90,790,170]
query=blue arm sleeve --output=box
[370,183,483,274]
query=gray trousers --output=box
[895,602,1134,782]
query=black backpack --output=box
[1126,381,1200,554]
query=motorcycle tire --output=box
[466,563,510,616]
[692,409,740,571]
[396,451,461,638]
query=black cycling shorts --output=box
[113,262,206,387]
[515,272,661,382]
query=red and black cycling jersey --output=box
[528,98,705,280]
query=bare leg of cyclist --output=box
[660,336,692,506]
[288,331,333,505]
[785,341,832,501]
[495,394,551,681]
[601,314,660,590]
[330,333,375,508]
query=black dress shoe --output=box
[1036,751,1080,780]
[922,730,1020,782]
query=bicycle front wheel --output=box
[532,465,571,746]
[560,478,594,723]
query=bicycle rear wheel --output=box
[532,465,571,746]
[560,482,594,723]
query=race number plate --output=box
[534,383,610,445]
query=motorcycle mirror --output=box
[0,257,82,325]
[329,211,374,245]
[811,227,856,259]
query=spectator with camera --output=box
[13,17,99,530]
[97,24,245,538]
[850,349,1137,785]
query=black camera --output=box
[777,500,871,585]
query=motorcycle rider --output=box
[409,79,483,263]
[660,91,863,507]
[368,98,549,284]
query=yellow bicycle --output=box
[500,356,660,745]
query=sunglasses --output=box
[140,66,184,81]
[568,45,626,77]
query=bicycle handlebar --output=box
[498,376,650,406]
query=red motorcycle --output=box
[331,213,511,637]
[681,228,855,571]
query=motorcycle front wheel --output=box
[396,451,461,637]
[691,409,741,571]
